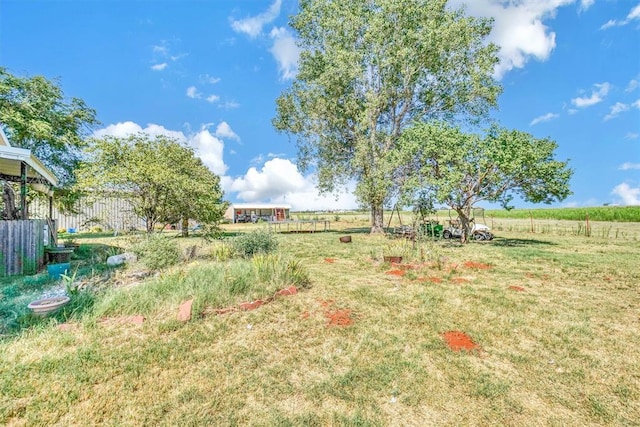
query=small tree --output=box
[399,122,572,242]
[76,134,227,234]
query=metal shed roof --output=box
[231,203,292,210]
[0,127,58,195]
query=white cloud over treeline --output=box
[92,121,358,211]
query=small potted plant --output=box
[63,238,80,250]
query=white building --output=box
[225,203,291,223]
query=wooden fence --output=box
[0,220,56,277]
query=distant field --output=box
[484,206,640,222]
[2,224,639,425]
[294,206,640,223]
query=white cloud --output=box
[579,0,594,11]
[151,63,168,71]
[215,121,240,141]
[152,45,168,55]
[191,129,228,175]
[619,162,640,170]
[612,183,640,205]
[93,122,358,210]
[626,132,639,140]
[226,158,358,210]
[186,86,201,99]
[633,99,640,109]
[269,27,301,80]
[150,41,186,70]
[93,122,229,177]
[625,79,639,92]
[200,74,221,84]
[93,121,187,141]
[600,3,640,29]
[231,0,282,38]
[221,101,240,109]
[187,86,219,104]
[530,112,559,125]
[604,102,630,120]
[628,4,640,20]
[571,82,611,108]
[452,0,576,79]
[600,19,618,30]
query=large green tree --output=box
[76,134,227,234]
[273,0,501,233]
[0,68,98,185]
[398,122,573,242]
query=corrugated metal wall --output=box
[29,197,145,232]
[0,220,49,276]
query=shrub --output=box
[251,254,311,289]
[211,242,234,261]
[232,229,278,257]
[133,234,181,270]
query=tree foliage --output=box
[76,134,227,233]
[0,68,98,185]
[398,122,573,242]
[273,0,501,233]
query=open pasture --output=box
[1,221,639,426]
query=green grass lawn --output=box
[1,220,639,425]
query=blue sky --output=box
[1,0,639,210]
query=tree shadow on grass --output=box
[342,227,373,234]
[491,237,556,247]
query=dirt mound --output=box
[441,330,479,352]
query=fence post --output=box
[530,211,534,233]
[586,213,591,237]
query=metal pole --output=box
[20,161,28,219]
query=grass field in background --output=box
[1,219,639,425]
[292,205,640,223]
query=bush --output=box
[133,234,181,270]
[232,229,278,257]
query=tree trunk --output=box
[181,217,189,237]
[456,207,472,244]
[370,203,385,234]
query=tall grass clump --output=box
[92,255,311,318]
[132,234,181,270]
[252,254,311,290]
[232,229,278,257]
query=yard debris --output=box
[441,330,479,352]
[178,298,193,322]
[239,300,265,311]
[276,285,297,296]
[325,309,353,327]
[509,285,526,292]
[462,261,492,270]
[106,252,137,267]
[386,269,405,276]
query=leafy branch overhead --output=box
[0,67,98,185]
